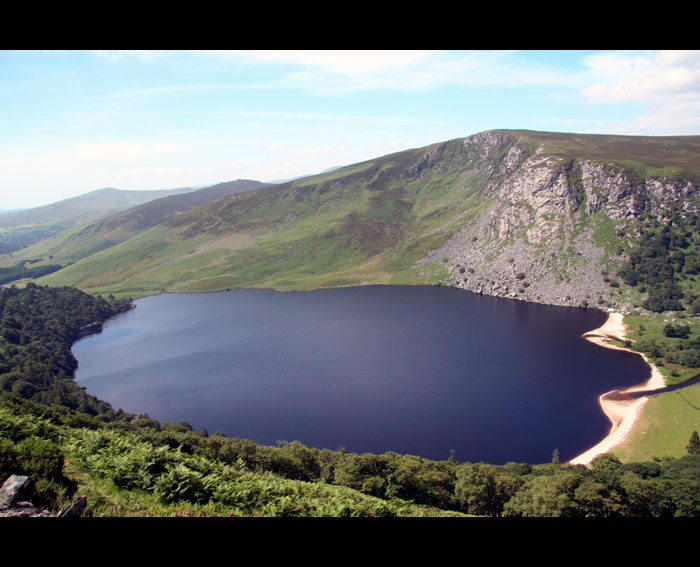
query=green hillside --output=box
[0,180,267,272]
[0,186,198,254]
[28,129,700,468]
[33,138,501,296]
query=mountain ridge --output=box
[0,185,200,255]
[0,179,268,267]
[12,129,697,312]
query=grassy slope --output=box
[0,187,194,229]
[32,131,700,298]
[608,312,700,462]
[0,180,268,271]
[610,381,700,463]
[36,140,487,296]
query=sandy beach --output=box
[568,312,666,466]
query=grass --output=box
[34,137,498,297]
[623,313,700,385]
[603,312,700,462]
[611,382,700,463]
[57,425,463,517]
[514,130,700,178]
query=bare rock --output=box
[0,475,87,517]
[0,475,31,507]
[57,496,87,518]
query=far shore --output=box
[568,311,666,466]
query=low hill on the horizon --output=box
[0,186,199,254]
[0,180,268,267]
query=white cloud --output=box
[580,50,700,134]
[371,139,410,150]
[582,50,700,102]
[210,50,433,76]
[612,95,700,135]
[255,139,286,151]
[116,160,247,188]
[73,140,181,160]
[119,165,193,181]
[93,50,172,63]
[301,146,333,155]
[212,50,584,95]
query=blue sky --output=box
[1,50,699,209]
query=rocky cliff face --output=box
[421,131,700,310]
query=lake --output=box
[72,285,651,464]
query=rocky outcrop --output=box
[0,475,87,518]
[420,131,700,310]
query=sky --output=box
[1,49,699,210]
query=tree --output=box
[455,463,522,517]
[503,472,579,517]
[551,448,560,466]
[687,431,700,455]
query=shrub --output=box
[154,463,216,504]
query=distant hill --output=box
[1,179,268,266]
[0,186,199,254]
[266,165,343,185]
[0,187,199,228]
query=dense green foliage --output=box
[613,215,700,370]
[1,283,698,516]
[617,214,700,313]
[0,402,77,509]
[2,392,699,516]
[688,431,700,455]
[0,284,132,415]
[0,227,65,255]
[0,262,64,285]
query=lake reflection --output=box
[72,285,650,464]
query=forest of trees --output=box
[617,214,700,314]
[0,284,132,416]
[0,262,64,285]
[1,284,699,516]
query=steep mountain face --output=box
[422,130,700,308]
[33,130,699,309]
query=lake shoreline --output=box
[568,312,666,465]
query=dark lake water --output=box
[72,285,652,464]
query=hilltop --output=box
[0,186,197,255]
[0,180,267,268]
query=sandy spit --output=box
[567,312,666,466]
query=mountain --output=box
[0,186,199,254]
[265,165,343,185]
[31,130,699,308]
[0,179,268,267]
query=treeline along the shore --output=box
[1,284,699,517]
